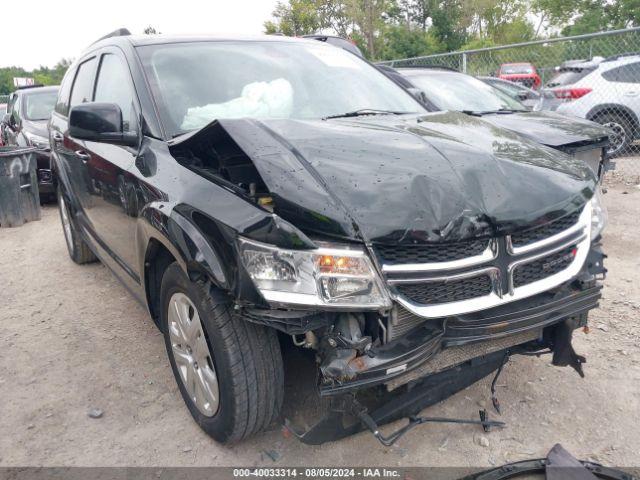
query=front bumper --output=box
[319,278,601,396]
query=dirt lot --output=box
[1,162,639,468]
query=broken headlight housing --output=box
[238,237,391,309]
[590,188,607,239]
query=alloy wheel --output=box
[168,292,219,417]
[603,121,627,155]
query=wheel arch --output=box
[587,103,639,132]
[138,204,235,328]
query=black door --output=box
[55,56,99,221]
[70,50,142,280]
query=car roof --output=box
[15,85,59,96]
[92,33,321,49]
[600,53,640,67]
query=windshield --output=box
[403,71,527,113]
[23,91,58,121]
[137,41,423,137]
[501,64,533,74]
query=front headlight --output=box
[24,131,50,150]
[238,237,390,309]
[590,188,607,239]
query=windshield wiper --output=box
[323,109,412,120]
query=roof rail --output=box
[17,84,45,90]
[92,28,131,45]
[603,51,640,62]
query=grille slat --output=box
[513,246,576,288]
[376,239,488,265]
[511,209,581,247]
[396,275,493,305]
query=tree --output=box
[0,58,72,95]
[345,0,390,58]
[143,26,160,34]
[264,0,322,35]
[562,0,640,35]
[378,24,443,60]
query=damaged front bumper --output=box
[318,279,601,396]
[268,244,605,445]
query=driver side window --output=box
[94,54,137,133]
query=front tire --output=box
[160,263,284,443]
[57,187,97,265]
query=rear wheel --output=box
[57,188,97,264]
[594,111,634,157]
[160,263,284,443]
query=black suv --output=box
[2,85,59,198]
[50,30,607,445]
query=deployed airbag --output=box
[181,78,294,130]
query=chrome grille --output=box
[381,203,592,323]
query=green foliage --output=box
[378,25,443,60]
[0,58,71,95]
[263,0,323,36]
[263,0,639,61]
[562,0,640,36]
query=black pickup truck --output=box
[50,30,607,445]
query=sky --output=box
[1,0,280,70]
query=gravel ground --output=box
[1,167,639,469]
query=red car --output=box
[498,63,542,90]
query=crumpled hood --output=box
[479,110,610,148]
[181,111,596,244]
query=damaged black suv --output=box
[50,30,607,445]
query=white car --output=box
[550,54,640,157]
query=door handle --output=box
[75,150,91,163]
[52,131,64,144]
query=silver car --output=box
[548,54,640,157]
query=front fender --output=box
[137,202,230,291]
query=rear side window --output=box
[70,57,97,107]
[55,68,75,116]
[602,62,640,83]
[94,54,137,133]
[546,68,593,87]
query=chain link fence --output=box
[382,27,640,182]
[0,94,9,105]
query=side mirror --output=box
[516,91,529,101]
[407,87,428,105]
[69,103,138,147]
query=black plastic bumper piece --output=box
[286,349,507,445]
